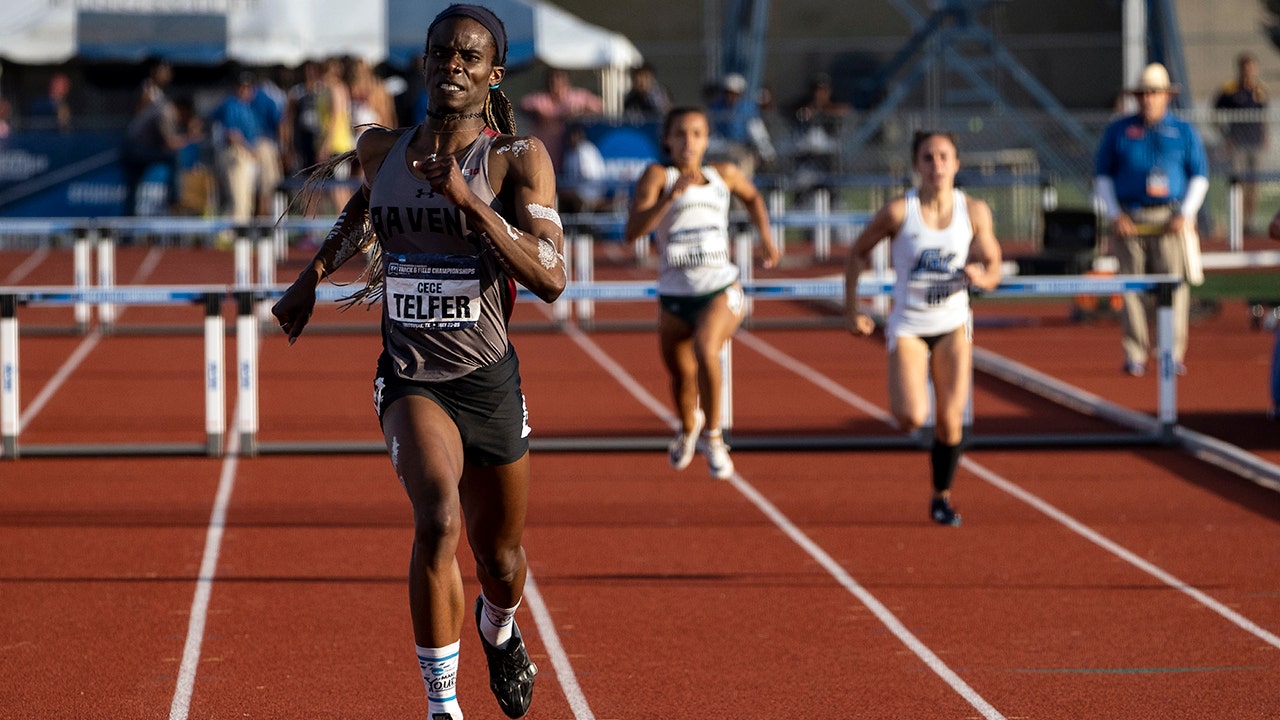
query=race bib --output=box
[665,226,730,269]
[907,273,966,308]
[385,253,481,330]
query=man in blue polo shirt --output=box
[1094,62,1208,377]
[209,73,268,227]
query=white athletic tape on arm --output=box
[537,237,565,271]
[527,203,563,230]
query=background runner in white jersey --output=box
[844,130,1003,527]
[625,106,779,480]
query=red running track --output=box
[2,245,1280,719]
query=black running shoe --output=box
[930,497,962,527]
[431,714,454,720]
[475,597,538,718]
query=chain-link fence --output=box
[738,106,1280,242]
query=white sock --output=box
[417,641,463,719]
[479,594,520,648]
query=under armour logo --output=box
[416,188,434,199]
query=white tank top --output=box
[887,188,974,338]
[653,165,740,296]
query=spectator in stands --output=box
[623,62,670,119]
[844,130,1003,527]
[316,57,356,211]
[558,122,608,213]
[282,60,324,176]
[1216,52,1269,236]
[519,67,602,168]
[248,71,285,217]
[348,57,397,133]
[28,72,72,132]
[625,106,778,480]
[707,72,774,174]
[171,98,214,216]
[209,73,269,226]
[317,57,355,165]
[1094,62,1208,377]
[792,72,850,174]
[121,60,186,216]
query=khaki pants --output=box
[218,138,282,223]
[1113,205,1189,365]
[218,143,258,225]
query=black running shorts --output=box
[373,346,530,466]
[659,283,735,325]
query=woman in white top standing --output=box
[844,131,1002,526]
[626,106,779,479]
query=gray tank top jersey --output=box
[369,126,514,382]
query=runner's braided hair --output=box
[288,4,516,309]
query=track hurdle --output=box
[735,273,1183,447]
[0,285,229,458]
[231,273,1181,454]
[234,290,258,456]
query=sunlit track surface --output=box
[2,243,1279,719]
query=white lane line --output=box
[1,242,231,718]
[963,459,1280,650]
[168,412,240,720]
[734,331,898,427]
[561,322,676,427]
[3,245,50,284]
[726,473,1007,719]
[739,330,1280,652]
[17,246,166,431]
[18,333,100,432]
[135,244,166,279]
[522,572,596,720]
[560,323,1007,720]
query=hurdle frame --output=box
[232,274,1183,455]
[0,286,229,459]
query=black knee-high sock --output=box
[930,439,963,494]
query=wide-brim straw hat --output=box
[1129,62,1179,94]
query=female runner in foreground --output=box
[272,5,562,718]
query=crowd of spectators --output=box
[110,56,402,221]
[0,56,792,220]
[76,58,766,218]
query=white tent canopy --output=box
[0,4,76,66]
[0,0,641,70]
[0,0,384,67]
[385,0,641,71]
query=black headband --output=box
[428,4,508,67]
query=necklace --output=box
[425,108,484,121]
[411,126,485,162]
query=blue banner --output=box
[0,131,128,218]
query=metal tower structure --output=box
[706,0,1187,193]
[719,0,771,94]
[847,0,1099,192]
[1146,0,1190,106]
[844,0,1182,193]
